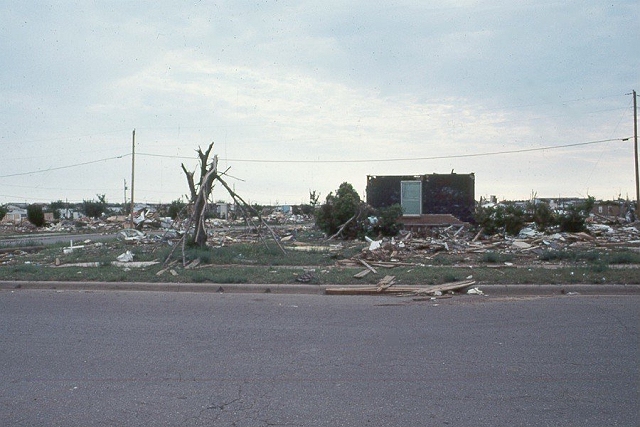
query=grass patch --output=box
[606,251,640,264]
[481,251,514,264]
[1,236,639,285]
[539,248,640,266]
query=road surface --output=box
[1,291,637,426]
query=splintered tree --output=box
[181,143,218,247]
[169,142,284,265]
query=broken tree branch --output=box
[327,213,357,240]
[214,173,287,255]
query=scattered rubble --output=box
[333,219,640,273]
[1,208,639,294]
[325,217,640,296]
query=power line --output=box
[138,137,629,164]
[0,136,630,179]
[0,154,130,178]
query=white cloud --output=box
[0,1,638,205]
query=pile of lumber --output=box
[325,278,475,296]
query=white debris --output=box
[365,236,382,251]
[467,287,485,296]
[587,224,614,234]
[518,227,541,239]
[116,251,134,262]
[512,241,532,249]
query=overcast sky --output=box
[1,1,639,207]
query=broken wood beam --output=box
[472,227,484,242]
[353,269,371,278]
[376,275,396,292]
[412,280,476,295]
[325,280,476,296]
[359,259,377,274]
[327,214,357,240]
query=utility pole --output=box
[130,129,135,229]
[634,91,639,218]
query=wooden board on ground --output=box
[325,280,475,296]
[376,275,396,292]
[359,259,377,274]
[353,269,371,278]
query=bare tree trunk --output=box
[181,143,218,247]
[178,142,286,255]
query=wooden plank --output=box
[325,280,476,296]
[359,259,378,274]
[412,280,476,295]
[376,275,396,292]
[353,269,371,278]
[370,261,415,267]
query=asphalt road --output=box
[1,291,637,426]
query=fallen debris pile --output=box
[334,220,640,272]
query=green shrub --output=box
[557,197,594,233]
[528,200,557,231]
[503,203,525,236]
[474,204,499,235]
[474,202,525,236]
[166,199,187,220]
[374,204,403,237]
[316,182,365,239]
[83,194,108,218]
[48,200,67,220]
[27,204,45,227]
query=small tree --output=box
[0,205,6,222]
[83,194,107,219]
[558,197,595,232]
[527,200,556,231]
[27,204,45,227]
[48,200,66,220]
[309,190,321,208]
[316,182,364,239]
[475,203,500,235]
[502,203,526,236]
[374,204,403,237]
[475,202,525,236]
[166,198,187,220]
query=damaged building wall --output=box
[366,173,475,223]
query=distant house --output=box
[1,205,28,224]
[366,173,475,224]
[213,202,234,219]
[58,208,82,220]
[591,200,635,220]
